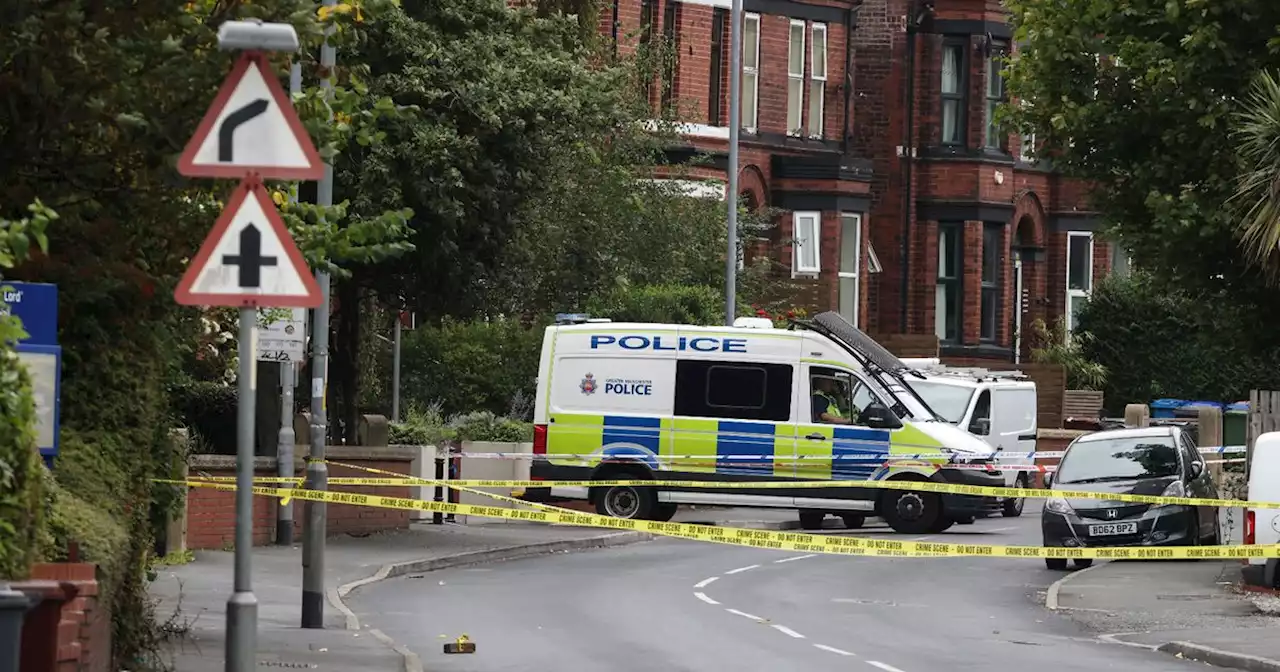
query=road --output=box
[347,505,1206,672]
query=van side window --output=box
[674,360,792,421]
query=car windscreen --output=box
[902,380,974,424]
[1054,437,1180,484]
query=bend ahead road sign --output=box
[175,178,322,308]
[178,51,324,180]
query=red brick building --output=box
[602,0,1128,361]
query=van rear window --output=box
[674,360,792,421]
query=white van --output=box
[1244,432,1280,587]
[900,364,1039,517]
[522,311,1009,534]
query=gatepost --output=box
[174,19,324,672]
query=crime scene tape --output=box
[441,445,1247,462]
[186,466,1277,510]
[171,478,1280,561]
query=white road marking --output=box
[984,526,1016,533]
[725,564,760,575]
[694,576,719,588]
[725,608,763,621]
[814,644,855,656]
[867,661,908,672]
[694,592,719,605]
[774,554,816,564]
[771,624,806,638]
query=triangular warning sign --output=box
[178,52,324,180]
[175,178,322,308]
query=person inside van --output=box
[812,374,856,425]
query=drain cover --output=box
[257,661,318,669]
[1156,594,1215,601]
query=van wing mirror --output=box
[860,402,902,430]
[1044,472,1053,488]
[969,417,991,436]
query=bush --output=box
[168,379,238,454]
[0,347,44,580]
[449,411,534,443]
[1076,271,1280,412]
[388,403,455,446]
[400,318,544,417]
[585,283,723,325]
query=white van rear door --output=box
[992,387,1037,479]
[1247,432,1280,564]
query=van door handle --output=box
[805,433,827,441]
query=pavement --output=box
[147,507,799,671]
[344,503,1219,672]
[1050,557,1280,670]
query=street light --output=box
[217,20,300,53]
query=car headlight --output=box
[1045,496,1073,515]
[1160,481,1186,498]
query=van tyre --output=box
[1003,475,1028,517]
[1073,559,1093,569]
[799,510,827,530]
[880,489,942,534]
[595,484,657,520]
[841,514,865,530]
[1045,558,1068,570]
[654,503,678,522]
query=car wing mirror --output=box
[1190,461,1204,478]
[1044,472,1053,488]
[860,402,902,430]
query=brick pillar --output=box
[962,220,983,345]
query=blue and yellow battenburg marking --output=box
[546,414,948,481]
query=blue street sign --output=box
[15,343,61,462]
[1,281,59,346]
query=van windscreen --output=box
[903,380,974,424]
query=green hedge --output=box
[0,347,44,580]
[1076,271,1280,412]
[585,283,722,325]
[169,379,238,453]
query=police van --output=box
[522,311,1007,534]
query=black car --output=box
[1041,426,1220,570]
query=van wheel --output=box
[1003,475,1028,517]
[841,514,865,530]
[1045,558,1068,571]
[928,516,955,533]
[595,484,657,520]
[880,489,942,534]
[654,503,678,522]
[799,510,827,530]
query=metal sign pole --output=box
[302,0,337,628]
[276,360,295,545]
[392,317,402,424]
[228,307,259,672]
[725,0,743,326]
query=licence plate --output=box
[1087,522,1138,536]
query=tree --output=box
[1004,0,1280,298]
[0,0,412,662]
[1232,70,1280,280]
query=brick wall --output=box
[20,563,109,672]
[186,448,414,550]
[1033,429,1086,487]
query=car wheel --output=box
[953,514,976,525]
[881,489,943,535]
[654,503,678,522]
[799,510,827,530]
[841,513,866,530]
[928,516,956,533]
[1073,558,1094,569]
[1003,475,1028,517]
[595,484,657,520]
[1045,558,1068,571]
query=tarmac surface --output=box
[347,503,1221,672]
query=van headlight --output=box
[1045,496,1073,515]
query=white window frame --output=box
[809,23,827,139]
[741,13,761,133]
[1019,132,1036,162]
[792,211,821,277]
[1065,231,1095,332]
[838,212,861,327]
[787,19,806,137]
